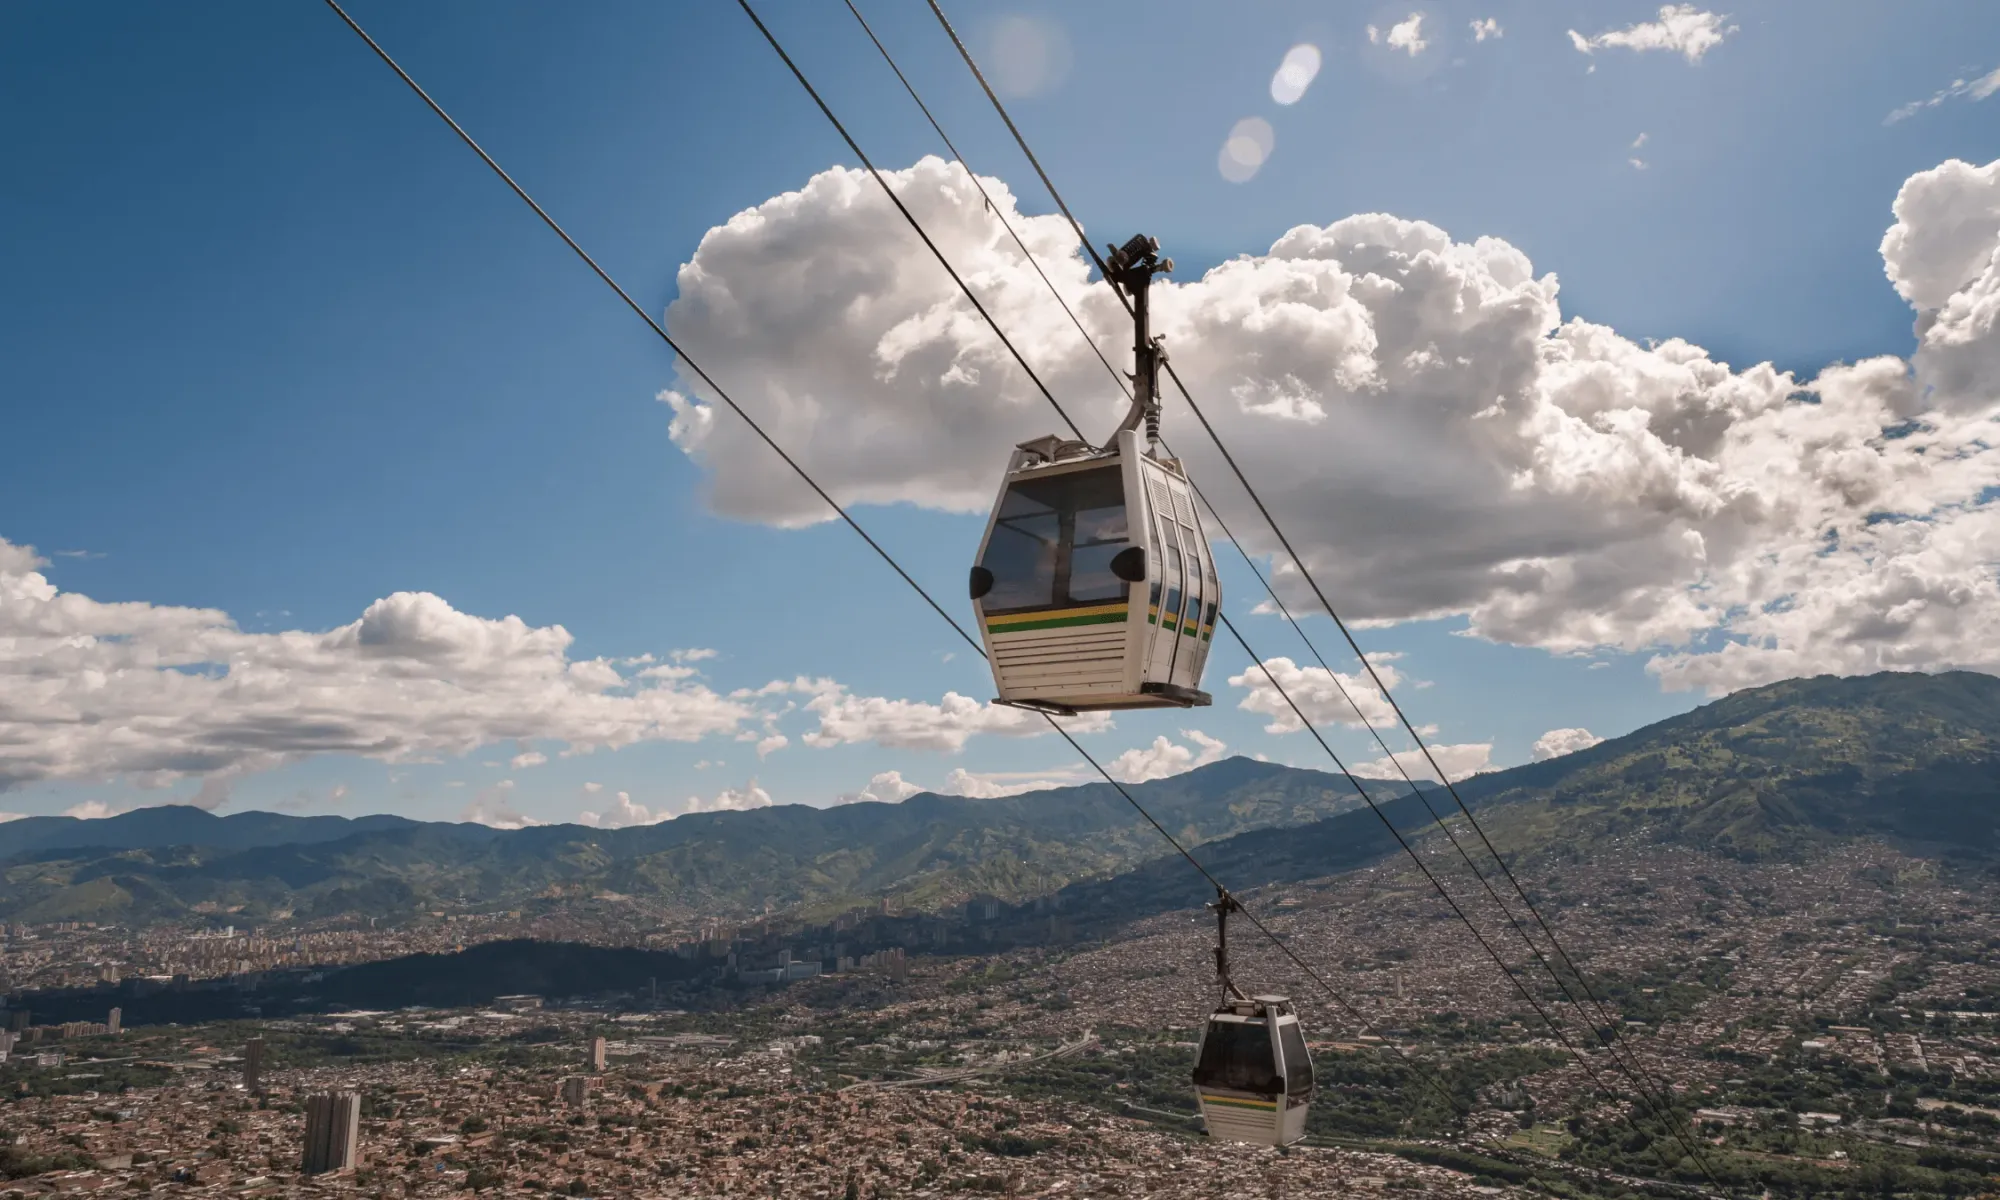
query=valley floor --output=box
[9,837,2000,1197]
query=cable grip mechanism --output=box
[1209,887,1246,1001]
[1103,234,1173,454]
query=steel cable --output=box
[918,1,1726,1183]
[320,0,1474,1132]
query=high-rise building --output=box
[107,1008,121,1036]
[301,1092,361,1175]
[561,1076,589,1108]
[243,1037,265,1093]
[589,1036,607,1072]
[6,1009,27,1034]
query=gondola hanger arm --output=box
[1101,234,1173,453]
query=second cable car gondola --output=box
[1191,893,1315,1145]
[968,234,1218,714]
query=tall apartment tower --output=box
[107,1008,121,1036]
[589,1036,607,1072]
[561,1076,589,1108]
[301,1091,361,1175]
[243,1037,265,1093]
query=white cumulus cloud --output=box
[1354,742,1494,782]
[789,678,1108,752]
[680,780,774,816]
[1568,5,1735,63]
[1106,730,1228,783]
[0,542,754,792]
[835,769,925,806]
[1891,160,2000,413]
[1230,657,1403,734]
[579,789,662,829]
[1879,158,2000,312]
[1368,13,1428,57]
[1532,727,1604,761]
[510,750,548,770]
[940,766,1083,799]
[1470,18,1502,42]
[579,780,774,824]
[657,156,2000,700]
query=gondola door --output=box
[1140,467,1187,688]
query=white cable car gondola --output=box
[1191,893,1315,1145]
[969,235,1218,714]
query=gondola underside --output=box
[986,615,1211,714]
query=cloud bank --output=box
[659,156,2000,698]
[0,544,752,793]
[1532,727,1604,761]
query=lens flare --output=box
[1218,117,1275,183]
[1270,44,1322,105]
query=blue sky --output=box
[4,1,1998,825]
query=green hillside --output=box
[6,671,1997,928]
[0,757,1370,926]
[1459,670,2000,860]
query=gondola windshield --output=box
[1194,1020,1280,1093]
[976,466,1130,613]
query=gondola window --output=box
[977,467,1131,613]
[1195,1021,1281,1094]
[1278,1021,1313,1096]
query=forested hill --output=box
[1041,671,2000,926]
[4,671,1997,927]
[0,756,1377,925]
[1454,670,2000,860]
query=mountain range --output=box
[3,671,1997,928]
[0,753,1378,925]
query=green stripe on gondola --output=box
[987,607,1129,633]
[1201,1093,1278,1111]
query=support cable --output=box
[935,0,1664,1040]
[734,0,1088,444]
[830,5,1672,1131]
[319,0,1471,1133]
[921,0,1123,291]
[1216,609,1721,1185]
[840,0,1126,396]
[920,0,1721,1177]
[315,0,971,661]
[1179,455,1707,1145]
[904,5,1726,1183]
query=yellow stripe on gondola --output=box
[985,603,1129,633]
[1200,1092,1278,1111]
